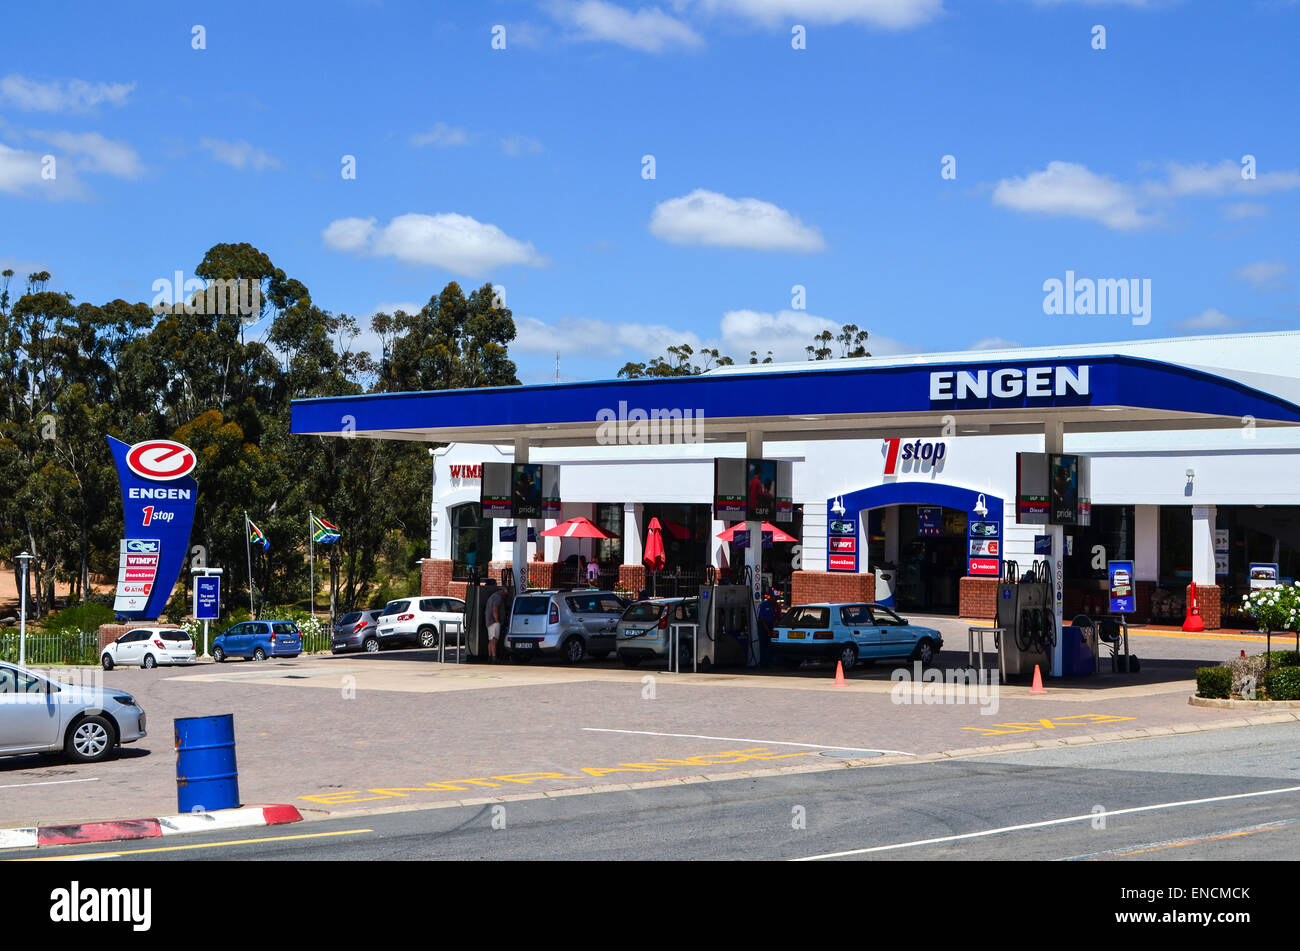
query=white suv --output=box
[376,597,467,650]
[101,627,196,670]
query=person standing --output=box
[586,557,600,586]
[483,581,505,661]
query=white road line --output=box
[794,783,1300,860]
[0,778,99,791]
[582,728,914,756]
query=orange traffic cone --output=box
[1182,582,1205,633]
[1030,664,1046,694]
[833,661,847,686]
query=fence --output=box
[0,631,100,666]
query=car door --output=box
[224,622,250,657]
[118,629,149,666]
[871,607,913,658]
[840,605,881,657]
[0,665,62,752]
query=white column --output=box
[512,437,529,593]
[623,502,643,565]
[745,432,763,604]
[1191,505,1217,586]
[1135,505,1159,581]
[710,518,728,569]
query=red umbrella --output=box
[540,516,614,539]
[643,518,666,570]
[716,521,797,543]
[661,519,691,540]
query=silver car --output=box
[0,662,147,763]
[616,597,699,669]
[506,589,629,663]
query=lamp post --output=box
[16,551,32,667]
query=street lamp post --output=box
[16,551,32,667]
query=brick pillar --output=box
[1135,580,1156,622]
[527,561,557,590]
[422,558,453,596]
[1190,583,1221,631]
[958,576,999,620]
[791,570,875,605]
[618,564,646,596]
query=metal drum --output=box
[174,714,240,813]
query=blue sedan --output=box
[771,602,943,671]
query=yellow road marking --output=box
[14,829,371,861]
[1091,823,1280,859]
[962,713,1135,737]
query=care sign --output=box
[109,437,198,618]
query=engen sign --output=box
[109,436,199,618]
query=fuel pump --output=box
[998,559,1053,679]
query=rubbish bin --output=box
[1060,621,1096,677]
[175,714,240,813]
[874,567,896,607]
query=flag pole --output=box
[309,509,315,620]
[245,510,254,616]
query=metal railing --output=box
[0,631,99,666]
[438,619,465,664]
[968,626,1000,672]
[668,622,698,673]
[300,628,332,654]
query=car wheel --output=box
[101,653,114,671]
[620,653,642,668]
[419,627,437,649]
[839,643,859,670]
[563,636,586,664]
[143,653,157,669]
[66,715,116,764]
[253,647,267,661]
[213,646,225,663]
[364,637,379,654]
[912,638,936,667]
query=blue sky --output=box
[1,0,1297,384]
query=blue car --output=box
[212,619,303,662]
[771,602,942,671]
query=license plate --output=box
[787,631,805,640]
[514,641,533,648]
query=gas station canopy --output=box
[291,353,1300,445]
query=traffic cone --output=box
[1030,664,1046,694]
[833,661,847,686]
[1182,582,1205,633]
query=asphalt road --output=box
[11,721,1299,862]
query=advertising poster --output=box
[498,525,538,543]
[1016,452,1050,525]
[968,557,999,576]
[1250,563,1280,590]
[542,465,562,516]
[194,575,221,621]
[917,506,943,537]
[1215,528,1230,576]
[1049,453,1079,525]
[108,437,198,619]
[746,458,777,521]
[479,462,513,518]
[713,458,746,521]
[1109,560,1135,614]
[826,516,857,573]
[774,460,794,523]
[511,463,543,518]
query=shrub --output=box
[1229,653,1269,697]
[1240,582,1300,632]
[1264,666,1300,701]
[41,602,115,635]
[1269,650,1300,667]
[1196,666,1232,699]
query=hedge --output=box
[1264,666,1300,702]
[1196,666,1232,699]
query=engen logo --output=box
[125,440,197,481]
[883,438,948,476]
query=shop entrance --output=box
[886,505,967,614]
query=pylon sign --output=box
[108,436,199,618]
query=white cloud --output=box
[549,0,704,52]
[324,212,546,277]
[1233,260,1289,290]
[1222,201,1268,219]
[992,161,1150,230]
[699,0,943,29]
[0,74,134,111]
[969,336,1023,351]
[30,131,142,178]
[650,188,826,252]
[501,135,545,156]
[1173,308,1245,333]
[514,315,698,357]
[0,143,86,199]
[718,309,840,361]
[1151,159,1300,197]
[410,123,472,147]
[199,138,280,171]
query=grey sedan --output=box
[0,662,147,763]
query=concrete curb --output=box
[0,804,302,851]
[1188,695,1300,711]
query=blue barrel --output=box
[174,714,240,813]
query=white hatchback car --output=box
[101,627,197,670]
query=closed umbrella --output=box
[644,517,666,595]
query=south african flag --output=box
[312,515,341,544]
[247,517,270,552]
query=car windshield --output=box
[513,596,550,615]
[622,602,668,622]
[339,612,362,625]
[780,606,830,629]
[384,600,409,615]
[160,630,190,641]
[272,622,299,636]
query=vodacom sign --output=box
[125,440,197,481]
